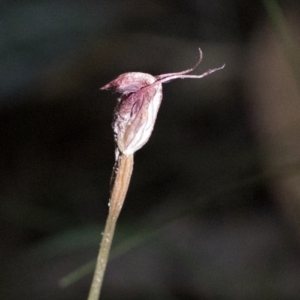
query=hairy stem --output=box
[87,154,134,300]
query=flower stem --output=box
[87,154,134,300]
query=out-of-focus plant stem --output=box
[262,0,300,83]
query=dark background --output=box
[1,1,300,299]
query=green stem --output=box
[87,154,134,300]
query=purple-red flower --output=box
[101,49,224,156]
